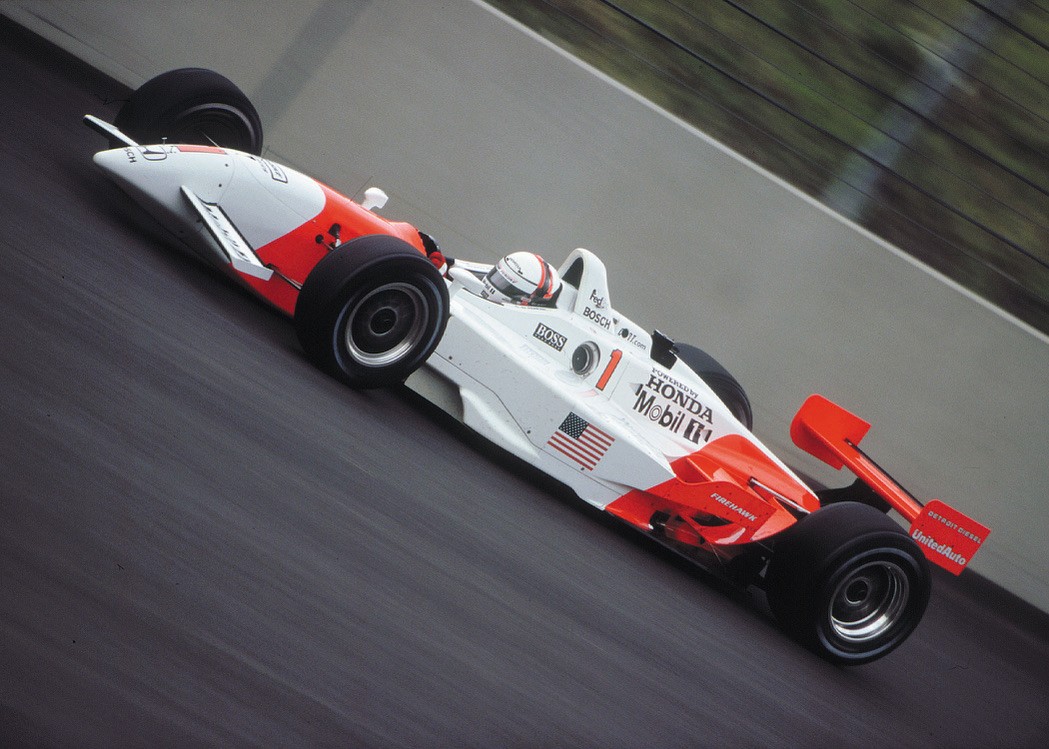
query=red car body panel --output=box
[246,183,426,316]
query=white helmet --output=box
[481,251,561,306]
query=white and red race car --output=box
[84,68,989,664]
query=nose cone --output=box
[92,147,138,191]
[93,145,238,251]
[94,145,232,206]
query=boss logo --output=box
[533,323,567,351]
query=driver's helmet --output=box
[481,251,561,306]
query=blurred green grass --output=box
[487,0,1049,331]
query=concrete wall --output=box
[8,0,1048,611]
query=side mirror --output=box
[361,186,389,211]
[650,330,678,368]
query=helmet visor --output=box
[486,266,532,301]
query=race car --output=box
[83,68,989,665]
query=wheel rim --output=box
[343,282,429,367]
[828,559,911,644]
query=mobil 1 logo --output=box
[633,370,714,444]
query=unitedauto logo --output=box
[911,528,968,567]
[908,500,988,574]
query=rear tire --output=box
[115,68,263,154]
[295,235,449,389]
[674,343,753,430]
[765,501,931,665]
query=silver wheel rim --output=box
[829,559,910,643]
[343,282,429,367]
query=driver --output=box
[480,251,562,307]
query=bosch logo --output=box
[583,306,612,329]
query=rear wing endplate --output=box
[791,394,989,574]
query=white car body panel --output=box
[408,249,805,513]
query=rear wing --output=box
[791,394,989,575]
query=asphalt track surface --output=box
[2,20,1048,749]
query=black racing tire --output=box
[764,501,931,665]
[674,343,753,430]
[115,68,263,155]
[295,235,449,389]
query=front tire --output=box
[764,502,931,665]
[115,68,263,154]
[295,235,449,389]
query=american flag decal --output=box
[547,412,614,471]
